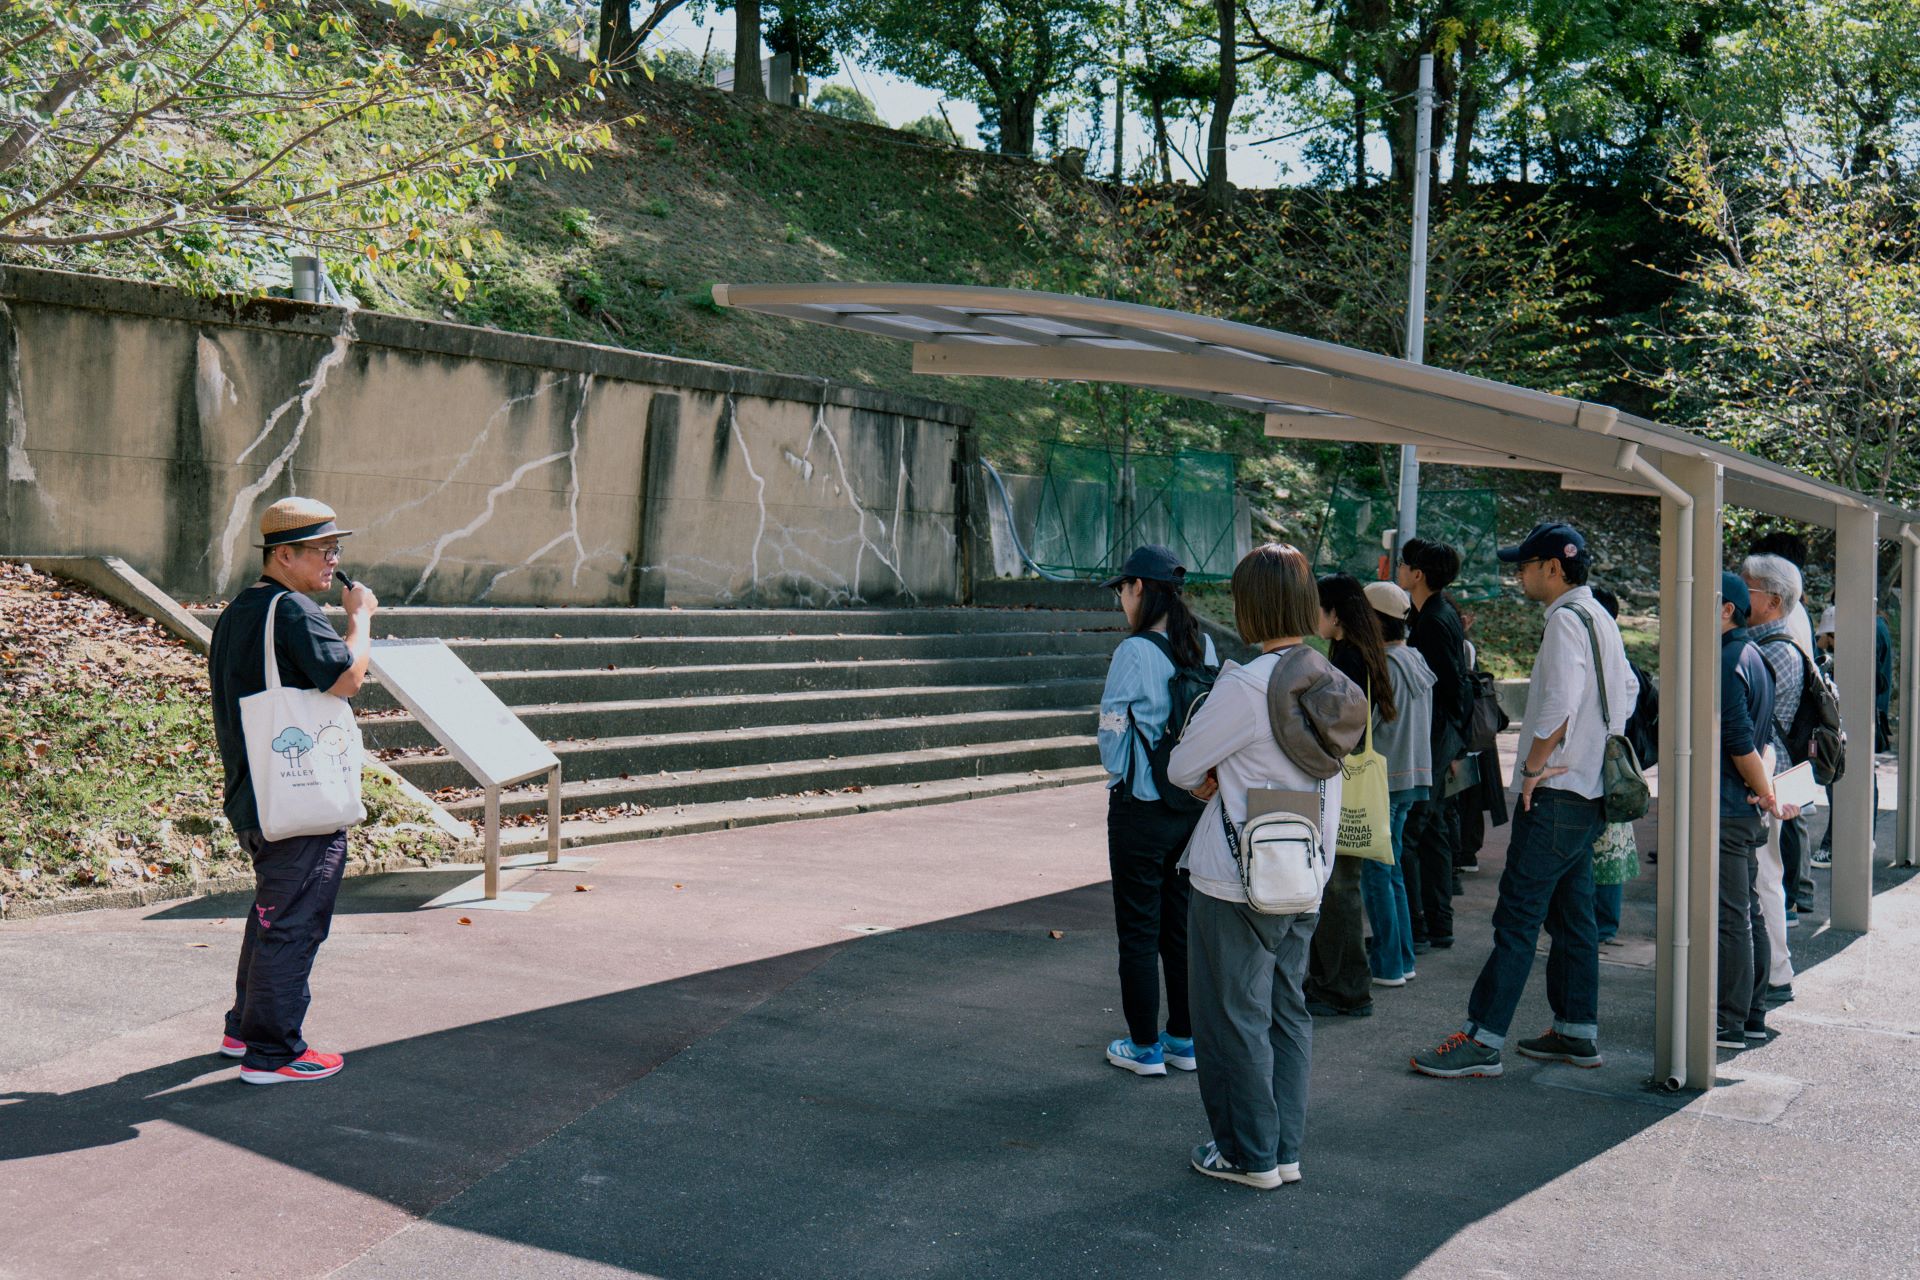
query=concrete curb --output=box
[4,554,212,652]
[0,850,454,922]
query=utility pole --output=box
[1394,53,1434,562]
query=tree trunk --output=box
[1152,100,1171,183]
[1113,74,1127,182]
[998,92,1038,156]
[598,0,637,80]
[1204,0,1236,211]
[1353,90,1367,188]
[1450,32,1478,193]
[732,0,765,100]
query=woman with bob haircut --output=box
[1095,544,1219,1078]
[1168,543,1345,1190]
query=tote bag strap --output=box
[260,592,290,692]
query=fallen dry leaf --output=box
[1048,930,1064,940]
[574,883,593,892]
[186,942,210,948]
[672,883,683,890]
[457,916,473,925]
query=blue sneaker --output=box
[1159,1032,1197,1072]
[1106,1037,1166,1076]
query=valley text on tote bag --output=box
[240,593,366,840]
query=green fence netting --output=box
[1312,479,1501,600]
[1024,443,1239,582]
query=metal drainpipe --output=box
[1614,440,1694,1089]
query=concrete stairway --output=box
[196,605,1118,851]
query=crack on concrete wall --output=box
[357,374,565,539]
[194,334,238,427]
[404,373,595,604]
[210,317,356,593]
[2,299,39,485]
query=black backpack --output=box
[1759,635,1846,785]
[1126,631,1219,813]
[1624,660,1658,769]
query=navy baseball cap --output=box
[1721,570,1752,617]
[1497,521,1587,568]
[1100,544,1186,589]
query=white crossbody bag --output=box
[1219,783,1332,915]
[239,592,366,840]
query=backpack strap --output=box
[1563,604,1613,731]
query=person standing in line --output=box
[1168,543,1351,1189]
[1713,573,1796,1049]
[1358,579,1436,990]
[1749,531,1817,914]
[1410,522,1635,1079]
[1811,602,1885,867]
[208,498,377,1084]
[1742,554,1807,1006]
[1095,545,1218,1077]
[1397,538,1472,951]
[1587,589,1646,946]
[1304,574,1399,1018]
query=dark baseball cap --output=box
[1100,544,1186,589]
[1721,570,1752,617]
[1497,521,1587,568]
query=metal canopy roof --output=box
[712,282,1918,532]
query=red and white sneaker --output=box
[218,1035,246,1058]
[239,1049,345,1085]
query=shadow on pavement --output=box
[0,876,1694,1279]
[145,868,493,920]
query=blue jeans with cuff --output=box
[1462,789,1604,1050]
[1360,793,1420,981]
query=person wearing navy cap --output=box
[1095,544,1219,1077]
[1412,520,1637,1078]
[1714,570,1800,1049]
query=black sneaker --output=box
[1516,1030,1603,1068]
[1306,999,1375,1017]
[1428,935,1455,950]
[1744,1018,1770,1041]
[1716,1030,1747,1050]
[1764,983,1794,1007]
[1412,939,1433,955]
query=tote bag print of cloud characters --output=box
[241,595,366,839]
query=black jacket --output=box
[1409,592,1472,760]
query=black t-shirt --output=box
[208,581,354,834]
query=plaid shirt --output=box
[1747,617,1805,756]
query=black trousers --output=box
[1305,853,1370,1010]
[1107,790,1198,1045]
[1717,815,1768,1036]
[225,827,349,1069]
[1402,794,1459,943]
[1779,812,1813,911]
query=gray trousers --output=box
[1188,891,1316,1171]
[1717,815,1768,1035]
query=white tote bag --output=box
[239,592,366,840]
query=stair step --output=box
[386,709,1095,792]
[436,736,1101,818]
[360,679,1105,751]
[351,653,1112,712]
[190,604,1120,639]
[436,630,1118,672]
[489,768,1109,854]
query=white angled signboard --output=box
[369,639,563,901]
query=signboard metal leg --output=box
[547,764,563,865]
[483,786,501,901]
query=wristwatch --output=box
[1520,762,1546,779]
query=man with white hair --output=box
[1742,553,1807,1006]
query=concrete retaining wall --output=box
[0,266,970,607]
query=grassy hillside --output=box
[0,563,459,912]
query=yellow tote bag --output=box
[1335,687,1393,863]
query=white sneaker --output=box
[1190,1141,1284,1189]
[1373,975,1407,988]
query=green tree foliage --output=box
[900,112,959,144]
[829,0,1104,156]
[1636,144,1920,507]
[811,82,882,125]
[0,1,625,297]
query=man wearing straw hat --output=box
[207,497,378,1084]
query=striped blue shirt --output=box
[1098,632,1218,801]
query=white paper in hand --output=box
[1773,760,1821,812]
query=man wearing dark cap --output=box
[208,497,378,1084]
[1714,571,1797,1049]
[1412,522,1636,1078]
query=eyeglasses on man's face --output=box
[302,542,343,562]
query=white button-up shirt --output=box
[1509,585,1639,800]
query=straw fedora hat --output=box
[256,496,354,549]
